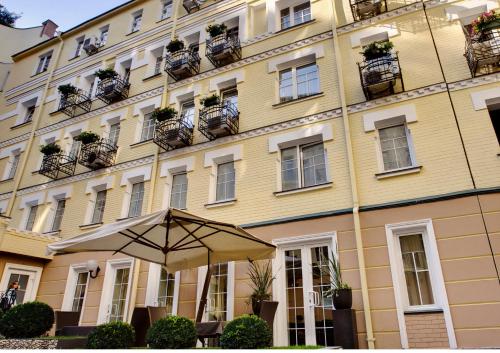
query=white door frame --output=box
[61,263,91,325]
[97,258,135,324]
[145,263,181,314]
[0,263,43,304]
[272,232,337,347]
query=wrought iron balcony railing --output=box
[78,138,117,170]
[183,0,201,13]
[464,26,500,77]
[165,50,201,81]
[153,115,194,151]
[206,35,242,68]
[39,153,77,180]
[58,89,92,118]
[198,102,239,140]
[95,76,130,105]
[358,52,404,100]
[350,0,387,21]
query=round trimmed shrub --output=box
[220,314,272,349]
[87,321,135,349]
[0,301,54,338]
[146,316,196,349]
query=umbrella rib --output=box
[114,230,163,256]
[170,229,221,251]
[169,245,207,251]
[168,223,206,250]
[172,217,213,252]
[126,225,161,246]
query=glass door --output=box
[281,242,335,347]
[4,273,31,304]
[109,267,130,322]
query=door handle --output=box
[308,291,316,307]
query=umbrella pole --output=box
[196,253,213,323]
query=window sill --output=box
[30,71,48,78]
[272,92,324,108]
[126,30,140,36]
[11,121,32,130]
[79,222,103,230]
[130,139,153,148]
[274,182,333,197]
[143,72,162,81]
[42,230,60,236]
[275,19,316,34]
[375,166,422,180]
[156,17,172,24]
[0,178,14,184]
[116,216,140,222]
[205,199,237,209]
[404,307,443,315]
[68,55,81,62]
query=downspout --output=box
[328,0,375,348]
[5,34,65,217]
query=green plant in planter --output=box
[321,252,352,310]
[206,23,227,37]
[472,10,500,34]
[361,40,394,60]
[74,131,100,144]
[166,39,185,53]
[200,94,220,107]
[57,84,78,96]
[95,68,118,80]
[151,107,178,122]
[248,259,274,315]
[40,143,62,156]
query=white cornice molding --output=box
[4,74,48,98]
[0,192,13,201]
[448,72,500,91]
[0,133,31,149]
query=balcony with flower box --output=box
[198,95,239,140]
[95,69,130,105]
[183,0,201,13]
[164,39,201,81]
[57,84,92,118]
[153,108,194,151]
[350,0,387,21]
[205,24,242,68]
[38,143,77,179]
[463,10,500,77]
[76,132,117,170]
[357,39,404,100]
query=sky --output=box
[2,0,128,31]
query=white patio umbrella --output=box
[47,208,275,321]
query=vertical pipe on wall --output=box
[328,0,376,348]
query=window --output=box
[488,107,500,144]
[24,106,35,123]
[51,199,66,232]
[399,234,434,307]
[75,37,85,57]
[128,182,145,218]
[35,52,52,74]
[25,205,38,231]
[180,100,195,126]
[279,2,311,30]
[69,139,82,160]
[100,27,109,45]
[216,162,235,202]
[141,112,155,142]
[222,88,238,109]
[158,269,175,313]
[207,263,228,321]
[7,154,20,180]
[170,173,188,209]
[131,12,143,32]
[109,122,121,146]
[226,27,239,40]
[161,0,173,19]
[154,56,163,75]
[281,142,327,191]
[279,63,319,103]
[110,267,130,322]
[378,124,413,171]
[71,272,89,312]
[92,190,107,224]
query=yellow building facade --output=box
[0,0,499,348]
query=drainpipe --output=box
[5,34,65,217]
[328,0,376,348]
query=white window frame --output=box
[374,122,418,173]
[131,10,143,33]
[97,258,135,324]
[120,166,152,219]
[84,176,114,226]
[145,263,180,313]
[61,263,91,324]
[2,152,21,181]
[385,219,457,349]
[196,262,235,322]
[99,25,110,46]
[0,263,43,304]
[74,36,85,57]
[275,0,312,31]
[278,62,320,103]
[160,156,195,210]
[160,0,173,20]
[132,98,161,143]
[128,181,145,218]
[34,51,53,75]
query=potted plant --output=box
[95,68,119,80]
[206,23,227,38]
[40,143,62,156]
[74,131,100,145]
[472,10,500,39]
[247,260,275,315]
[151,107,178,122]
[322,252,352,310]
[166,39,185,53]
[57,84,78,97]
[200,94,220,108]
[361,40,394,61]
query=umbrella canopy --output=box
[47,208,275,272]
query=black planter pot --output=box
[333,289,352,310]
